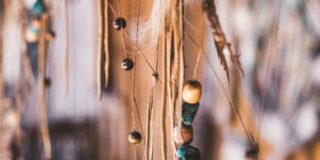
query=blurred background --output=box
[1,0,320,159]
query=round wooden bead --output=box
[128,131,142,144]
[245,143,259,159]
[44,77,51,87]
[45,30,55,41]
[182,80,202,104]
[176,144,201,160]
[113,17,126,30]
[174,124,193,145]
[121,58,134,71]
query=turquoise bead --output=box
[176,144,201,160]
[31,0,46,16]
[182,102,199,125]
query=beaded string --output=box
[133,0,140,159]
[116,0,146,146]
[185,31,254,144]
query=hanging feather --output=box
[202,0,244,83]
[140,0,171,47]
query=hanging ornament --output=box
[182,102,199,125]
[25,19,41,43]
[176,144,201,160]
[128,131,142,144]
[121,58,134,71]
[174,124,193,145]
[245,143,259,160]
[45,30,56,41]
[182,80,202,104]
[31,0,46,16]
[113,17,126,30]
[44,77,51,87]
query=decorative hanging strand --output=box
[104,0,109,88]
[96,0,104,99]
[38,13,52,160]
[115,0,146,147]
[185,31,254,144]
[202,0,244,83]
[63,0,69,96]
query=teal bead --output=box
[176,144,201,160]
[182,102,199,125]
[31,0,46,16]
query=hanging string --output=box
[191,20,204,80]
[255,2,282,143]
[185,31,254,144]
[133,1,140,159]
[116,0,146,146]
[38,13,52,160]
[104,0,110,88]
[63,0,69,96]
[96,0,103,99]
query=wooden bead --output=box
[182,102,199,125]
[113,17,126,30]
[182,80,202,104]
[121,58,134,71]
[174,124,193,145]
[176,144,201,160]
[245,143,259,159]
[45,30,55,41]
[128,131,142,144]
[44,77,51,87]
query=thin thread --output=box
[255,2,282,143]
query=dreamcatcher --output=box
[1,0,320,159]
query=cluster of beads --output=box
[25,0,55,43]
[175,80,202,160]
[115,18,141,144]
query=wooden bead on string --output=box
[245,143,259,159]
[45,30,56,41]
[174,124,193,145]
[182,80,202,104]
[113,17,127,30]
[182,102,199,125]
[128,131,142,144]
[44,77,51,87]
[176,144,201,160]
[121,58,134,71]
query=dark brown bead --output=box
[128,131,142,144]
[113,17,126,30]
[121,58,134,71]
